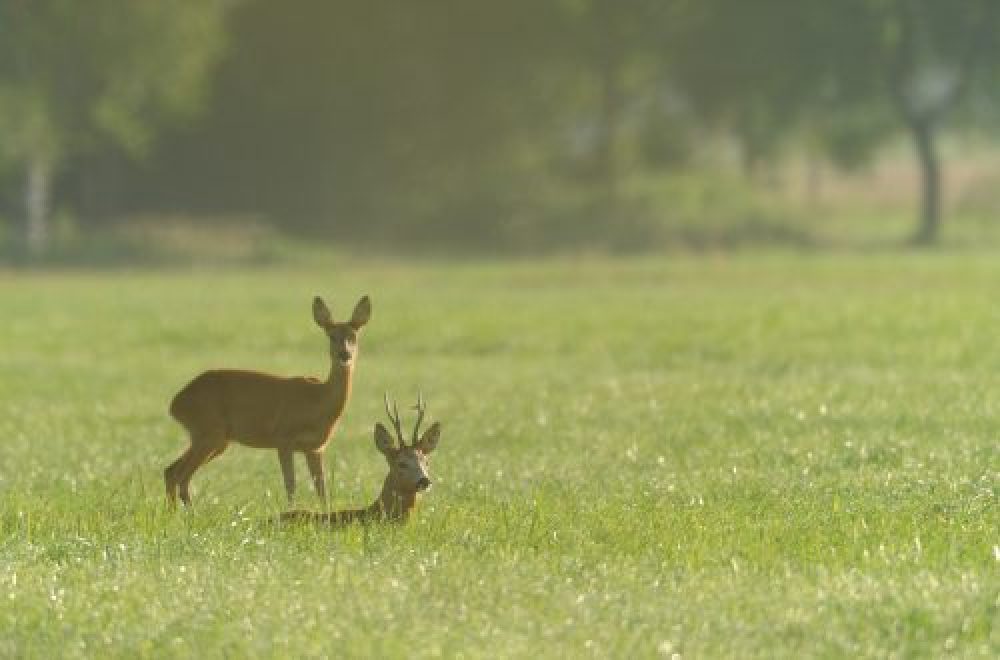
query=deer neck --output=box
[323,360,353,417]
[367,476,417,522]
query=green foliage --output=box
[0,1,228,163]
[0,86,60,166]
[813,106,896,172]
[0,254,997,656]
[154,0,573,229]
[4,1,1000,250]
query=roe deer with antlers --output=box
[165,295,371,507]
[279,393,441,525]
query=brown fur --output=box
[165,295,370,506]
[278,400,441,527]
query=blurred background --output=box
[1,0,999,264]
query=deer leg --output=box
[164,448,192,507]
[305,450,327,505]
[279,449,296,502]
[177,439,225,507]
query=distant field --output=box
[0,253,997,658]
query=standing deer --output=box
[279,393,441,525]
[165,295,371,507]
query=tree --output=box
[666,0,836,178]
[665,0,1000,244]
[127,0,576,244]
[880,0,999,244]
[558,0,662,205]
[0,1,230,257]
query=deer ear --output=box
[349,295,371,330]
[374,423,395,454]
[313,296,333,327]
[417,422,441,454]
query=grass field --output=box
[0,253,997,658]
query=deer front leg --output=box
[279,449,296,502]
[305,450,327,505]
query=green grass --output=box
[0,253,997,658]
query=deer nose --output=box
[337,350,351,362]
[416,478,431,491]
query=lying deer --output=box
[165,295,371,507]
[279,393,441,525]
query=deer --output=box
[278,393,441,525]
[164,295,371,507]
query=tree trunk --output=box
[25,155,53,258]
[908,118,940,245]
[740,139,759,182]
[804,149,822,206]
[593,0,623,214]
[597,38,622,210]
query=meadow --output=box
[0,252,997,658]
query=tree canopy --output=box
[0,0,229,255]
[2,0,999,255]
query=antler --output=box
[411,391,427,446]
[384,392,406,448]
[384,392,429,448]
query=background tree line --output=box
[2,0,999,259]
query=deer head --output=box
[313,295,371,368]
[375,392,441,493]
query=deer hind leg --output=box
[164,449,192,506]
[177,435,228,507]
